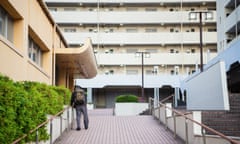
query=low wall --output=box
[115,103,148,116]
[152,105,239,144]
[34,106,74,144]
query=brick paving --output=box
[54,109,184,144]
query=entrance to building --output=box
[95,92,106,108]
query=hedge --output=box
[0,74,71,144]
[115,94,138,103]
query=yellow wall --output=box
[0,0,67,85]
[0,38,26,80]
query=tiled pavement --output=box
[54,109,184,144]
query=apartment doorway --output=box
[94,88,106,108]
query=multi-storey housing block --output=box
[214,0,240,92]
[45,0,217,108]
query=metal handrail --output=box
[12,106,71,144]
[149,97,240,144]
[160,94,174,103]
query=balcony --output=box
[225,6,240,35]
[77,74,187,88]
[49,11,216,25]
[63,32,217,45]
[95,53,217,66]
[45,0,216,5]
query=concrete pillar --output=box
[87,88,93,104]
[154,87,159,108]
[174,87,180,107]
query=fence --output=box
[149,97,240,144]
[12,106,74,144]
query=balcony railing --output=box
[95,53,217,65]
[63,32,217,45]
[50,11,216,25]
[77,74,187,88]
[45,0,216,5]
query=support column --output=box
[174,87,180,107]
[154,88,159,108]
[87,88,93,104]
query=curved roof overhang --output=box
[55,38,98,79]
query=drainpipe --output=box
[52,24,56,86]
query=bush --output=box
[115,94,138,103]
[0,74,71,144]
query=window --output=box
[146,49,157,53]
[49,8,57,11]
[126,7,138,11]
[28,37,42,66]
[191,49,195,53]
[109,70,114,74]
[64,7,76,11]
[126,48,138,53]
[126,70,138,75]
[109,49,114,53]
[104,28,114,33]
[174,66,179,75]
[0,6,14,42]
[145,28,157,33]
[64,28,76,32]
[126,28,137,33]
[146,70,153,75]
[208,28,216,32]
[145,8,157,11]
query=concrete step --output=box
[202,93,240,137]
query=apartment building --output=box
[214,0,240,92]
[45,0,217,108]
[0,0,97,89]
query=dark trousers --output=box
[75,105,89,129]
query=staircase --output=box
[202,93,240,137]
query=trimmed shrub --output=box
[115,94,138,103]
[0,74,71,144]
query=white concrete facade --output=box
[217,0,240,52]
[45,0,217,107]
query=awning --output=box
[55,38,97,79]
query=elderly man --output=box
[71,86,89,131]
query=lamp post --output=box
[135,52,150,100]
[189,11,213,72]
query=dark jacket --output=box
[70,91,87,107]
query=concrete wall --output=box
[152,105,239,144]
[115,103,148,116]
[37,106,74,144]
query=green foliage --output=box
[115,94,138,103]
[0,74,71,144]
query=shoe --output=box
[85,126,88,130]
[76,127,81,131]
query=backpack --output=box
[75,90,85,105]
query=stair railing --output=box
[12,106,72,144]
[149,97,240,144]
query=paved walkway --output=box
[54,109,184,144]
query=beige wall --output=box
[0,38,26,80]
[0,0,68,85]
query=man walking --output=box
[71,86,89,131]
